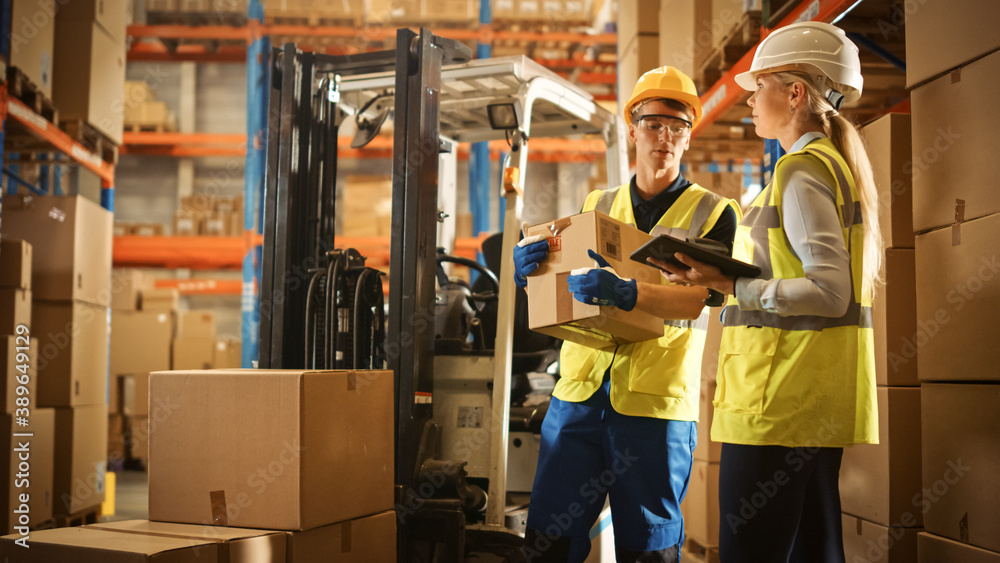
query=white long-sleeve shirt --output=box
[734,132,852,318]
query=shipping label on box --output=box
[524,211,662,349]
[148,369,394,530]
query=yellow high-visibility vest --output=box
[554,182,741,421]
[711,138,878,446]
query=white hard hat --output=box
[735,21,863,108]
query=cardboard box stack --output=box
[837,113,922,561]
[52,0,127,145]
[262,0,363,24]
[339,176,392,238]
[617,0,659,114]
[108,269,182,469]
[523,210,663,349]
[0,238,57,534]
[1,195,111,520]
[365,0,476,27]
[122,80,177,133]
[174,194,244,236]
[904,4,1000,558]
[9,0,55,98]
[492,0,592,26]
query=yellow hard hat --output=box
[624,66,703,126]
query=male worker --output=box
[515,66,741,562]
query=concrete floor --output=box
[104,470,149,522]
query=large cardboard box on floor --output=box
[840,386,922,527]
[918,532,1000,563]
[873,249,918,386]
[1,336,37,413]
[862,113,914,249]
[921,383,1000,552]
[287,510,397,562]
[0,195,112,307]
[32,300,109,407]
[148,369,394,530]
[171,337,214,370]
[911,49,1000,233]
[52,21,125,145]
[523,211,662,349]
[54,405,107,515]
[111,311,172,377]
[905,0,1000,88]
[0,289,30,334]
[9,0,55,97]
[1,409,55,534]
[0,520,286,562]
[680,459,719,547]
[842,514,920,563]
[0,238,31,290]
[914,213,1000,382]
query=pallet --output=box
[696,11,763,92]
[60,120,120,165]
[125,122,175,134]
[683,537,720,563]
[5,66,58,125]
[54,506,101,528]
[147,9,248,27]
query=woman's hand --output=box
[648,253,737,295]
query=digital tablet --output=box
[630,234,762,279]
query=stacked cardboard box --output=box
[1,195,111,519]
[0,238,56,533]
[262,0,363,23]
[1,369,400,559]
[839,113,922,561]
[53,0,127,145]
[122,80,177,133]
[366,0,476,26]
[617,0,659,116]
[340,176,392,238]
[492,0,592,26]
[905,4,1000,558]
[174,195,244,237]
[9,0,55,98]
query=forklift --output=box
[259,28,627,561]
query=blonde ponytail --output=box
[777,71,884,297]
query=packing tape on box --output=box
[342,520,352,553]
[953,199,965,246]
[347,371,357,391]
[556,272,574,324]
[210,490,229,526]
[87,525,231,563]
[546,217,572,237]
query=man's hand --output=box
[567,250,638,311]
[513,236,550,289]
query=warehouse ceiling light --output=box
[487,102,522,131]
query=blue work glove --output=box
[513,237,550,289]
[567,250,638,311]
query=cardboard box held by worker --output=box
[524,211,663,349]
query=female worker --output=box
[650,22,882,562]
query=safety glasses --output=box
[634,114,693,137]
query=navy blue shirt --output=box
[630,174,739,255]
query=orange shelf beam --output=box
[114,235,262,269]
[693,0,862,138]
[126,24,617,46]
[120,133,608,161]
[115,235,487,270]
[2,86,115,185]
[154,278,243,295]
